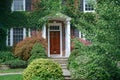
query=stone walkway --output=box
[0,72,22,76]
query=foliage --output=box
[0,27,6,50]
[29,0,62,28]
[4,12,30,28]
[68,0,120,79]
[68,42,120,80]
[94,0,120,61]
[23,59,64,80]
[13,36,47,60]
[28,43,47,64]
[0,51,15,63]
[4,59,27,68]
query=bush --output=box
[23,59,64,80]
[28,43,47,64]
[4,59,27,68]
[13,35,47,60]
[68,42,120,80]
[0,51,15,63]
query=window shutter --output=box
[26,0,31,11]
[80,0,84,11]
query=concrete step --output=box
[51,58,71,80]
[62,69,71,80]
[61,64,67,69]
[64,76,71,80]
[51,58,68,64]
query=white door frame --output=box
[48,23,62,57]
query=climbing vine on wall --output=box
[0,0,97,48]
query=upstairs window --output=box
[12,0,25,11]
[83,0,95,12]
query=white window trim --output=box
[10,28,13,46]
[48,23,62,57]
[6,30,9,46]
[83,0,95,12]
[11,0,26,11]
[79,31,82,38]
[23,28,26,39]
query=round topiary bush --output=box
[23,59,64,80]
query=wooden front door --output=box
[50,31,60,54]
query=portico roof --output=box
[42,12,71,21]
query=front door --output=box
[50,31,60,54]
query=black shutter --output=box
[26,0,31,11]
[80,0,84,11]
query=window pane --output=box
[50,26,60,30]
[85,0,95,11]
[13,0,24,11]
[13,28,23,45]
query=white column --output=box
[10,28,13,46]
[28,28,31,37]
[65,20,71,57]
[42,24,46,39]
[23,28,26,39]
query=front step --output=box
[64,76,71,80]
[51,58,71,80]
[61,64,67,69]
[51,58,68,64]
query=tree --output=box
[94,0,120,60]
[0,0,13,50]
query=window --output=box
[12,0,25,11]
[50,26,60,31]
[83,0,95,12]
[13,28,23,44]
[7,28,26,46]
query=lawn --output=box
[0,68,24,73]
[0,74,22,80]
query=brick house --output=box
[6,0,95,57]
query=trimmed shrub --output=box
[68,42,120,80]
[28,43,47,64]
[4,59,27,68]
[13,35,47,60]
[23,59,64,80]
[0,51,15,63]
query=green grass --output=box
[0,69,24,73]
[0,74,22,80]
